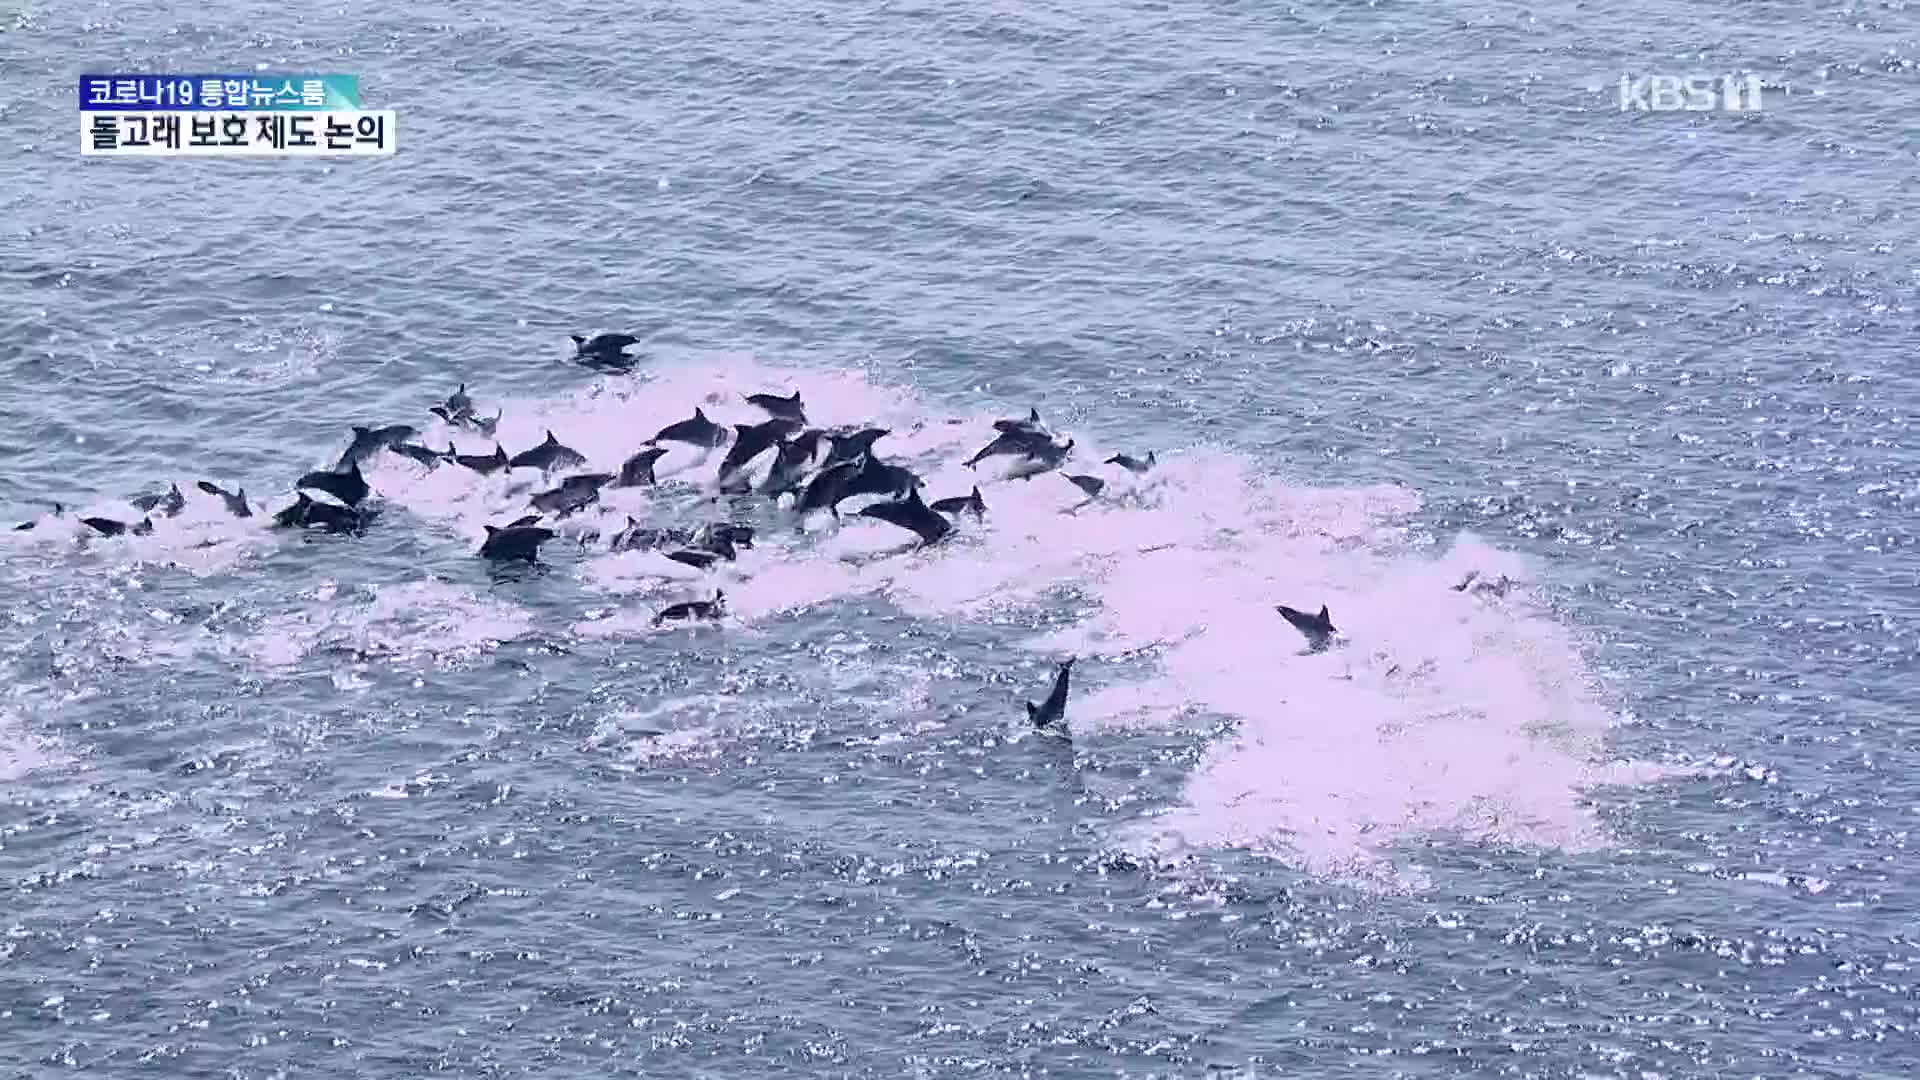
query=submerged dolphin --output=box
[12,502,65,531]
[571,333,640,370]
[993,408,1048,436]
[81,515,154,538]
[664,549,722,571]
[1064,474,1105,498]
[508,431,588,473]
[195,481,252,518]
[651,408,728,450]
[744,391,807,424]
[654,590,726,625]
[130,483,186,517]
[272,493,366,534]
[430,383,475,425]
[1275,603,1336,652]
[1026,657,1075,733]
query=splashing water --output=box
[7,354,1685,889]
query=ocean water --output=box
[3,0,1919,1076]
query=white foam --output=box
[18,353,1679,887]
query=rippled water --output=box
[4,1,1919,1076]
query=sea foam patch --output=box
[354,355,1681,887]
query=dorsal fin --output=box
[484,525,498,535]
[1318,605,1330,622]
[694,408,708,420]
[1028,408,1040,422]
[543,430,558,444]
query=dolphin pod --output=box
[9,334,1477,720]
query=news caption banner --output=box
[79,74,396,157]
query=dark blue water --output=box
[3,2,1919,1076]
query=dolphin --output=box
[130,483,186,517]
[794,455,868,519]
[1026,657,1075,733]
[789,428,829,464]
[856,488,953,546]
[391,441,447,468]
[479,522,557,562]
[964,427,1054,469]
[295,462,370,508]
[81,515,154,538]
[571,333,641,370]
[11,502,64,531]
[528,472,614,517]
[1453,570,1515,597]
[1275,604,1336,652]
[993,408,1047,436]
[1064,474,1105,498]
[195,481,252,518]
[744,391,807,424]
[272,492,365,533]
[451,442,509,475]
[654,590,726,625]
[508,431,588,473]
[822,427,889,469]
[664,549,722,571]
[716,418,801,489]
[690,522,754,560]
[338,424,417,468]
[607,516,663,553]
[651,408,728,449]
[1004,438,1074,481]
[614,446,668,487]
[756,437,814,496]
[929,485,986,518]
[837,454,921,503]
[1104,451,1155,474]
[430,383,475,425]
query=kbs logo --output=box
[1617,73,1765,113]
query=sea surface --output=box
[2,1,1919,1076]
